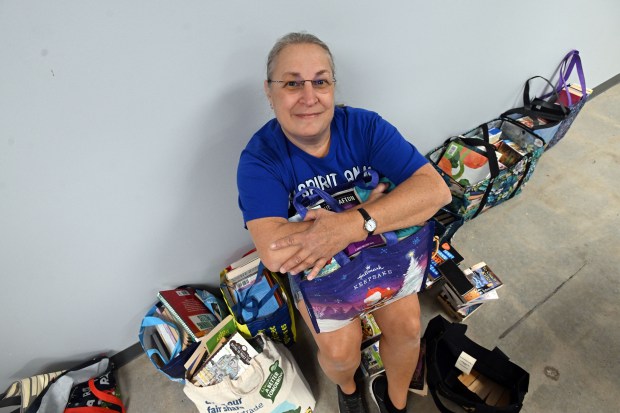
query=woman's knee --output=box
[320,343,360,368]
[382,315,421,343]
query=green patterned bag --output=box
[427,118,544,220]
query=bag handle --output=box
[524,76,570,121]
[232,269,280,323]
[141,313,183,360]
[556,49,587,106]
[63,378,126,413]
[291,169,399,267]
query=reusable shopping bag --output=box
[182,334,315,413]
[0,356,125,413]
[290,174,436,333]
[424,315,529,413]
[544,49,590,150]
[138,288,227,382]
[501,76,571,145]
[427,119,545,221]
[220,265,297,347]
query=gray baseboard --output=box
[111,342,144,368]
[591,73,620,99]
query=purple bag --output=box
[545,49,589,150]
[290,180,435,333]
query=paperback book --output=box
[360,313,382,345]
[427,241,464,287]
[438,260,502,310]
[157,288,219,341]
[192,332,258,387]
[360,341,384,377]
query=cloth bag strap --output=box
[556,49,587,106]
[503,76,569,121]
[231,270,280,323]
[291,170,399,267]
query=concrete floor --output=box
[117,83,620,413]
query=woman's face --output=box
[265,43,335,151]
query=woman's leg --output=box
[371,294,421,409]
[296,299,363,394]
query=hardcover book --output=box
[157,288,219,341]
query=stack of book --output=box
[184,317,257,387]
[426,240,464,288]
[557,83,593,107]
[437,261,503,321]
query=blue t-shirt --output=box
[237,106,427,224]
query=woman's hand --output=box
[269,207,362,280]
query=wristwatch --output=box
[357,208,377,236]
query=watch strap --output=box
[357,208,375,236]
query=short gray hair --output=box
[266,32,335,80]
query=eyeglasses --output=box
[267,78,336,92]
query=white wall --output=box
[1,0,619,389]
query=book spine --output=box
[157,294,198,342]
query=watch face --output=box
[365,218,377,232]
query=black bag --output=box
[0,356,125,413]
[423,315,529,413]
[502,76,571,146]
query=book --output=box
[516,115,548,129]
[225,249,259,272]
[224,256,261,284]
[461,262,503,302]
[193,332,258,386]
[557,83,592,107]
[203,314,238,355]
[154,306,182,354]
[458,369,509,407]
[438,140,491,187]
[437,288,484,321]
[183,315,238,375]
[360,313,382,345]
[494,140,523,169]
[157,288,219,341]
[427,241,464,287]
[145,329,170,367]
[360,341,384,377]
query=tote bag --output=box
[183,334,315,413]
[290,181,436,333]
[427,119,544,220]
[545,49,589,150]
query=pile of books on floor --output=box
[358,313,427,396]
[426,240,464,288]
[436,260,503,321]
